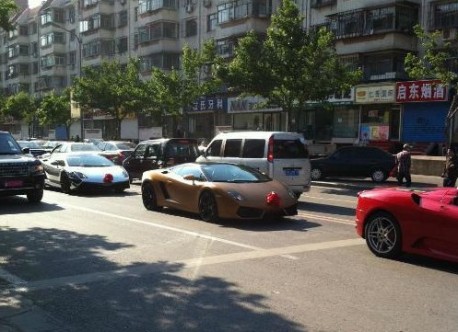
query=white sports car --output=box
[42,152,130,194]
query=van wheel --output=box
[311,167,323,181]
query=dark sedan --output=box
[310,146,396,183]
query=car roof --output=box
[212,131,303,139]
[139,138,198,144]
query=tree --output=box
[404,24,457,146]
[36,89,73,139]
[0,0,17,31]
[2,92,36,134]
[219,0,361,131]
[146,40,222,136]
[72,58,148,139]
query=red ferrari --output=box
[355,187,458,263]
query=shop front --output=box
[187,96,229,140]
[228,96,287,131]
[355,83,400,152]
[396,79,449,153]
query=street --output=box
[1,176,457,332]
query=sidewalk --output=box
[0,292,68,332]
[312,174,443,189]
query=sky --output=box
[28,0,43,8]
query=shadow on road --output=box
[0,196,63,214]
[0,226,306,331]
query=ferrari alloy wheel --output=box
[60,173,71,194]
[142,182,162,211]
[199,191,218,222]
[311,168,323,181]
[371,169,387,183]
[365,212,402,259]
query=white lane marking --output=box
[10,238,363,292]
[297,212,355,226]
[61,203,262,251]
[302,194,356,203]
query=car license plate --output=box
[5,180,23,188]
[283,168,299,176]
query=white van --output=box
[196,131,311,197]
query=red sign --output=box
[395,80,448,102]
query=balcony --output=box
[311,0,336,9]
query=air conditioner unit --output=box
[186,4,194,13]
[203,0,211,7]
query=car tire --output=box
[364,212,402,259]
[60,172,71,194]
[27,188,43,203]
[311,167,323,181]
[198,191,219,222]
[141,182,162,211]
[371,169,387,183]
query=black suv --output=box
[122,138,199,182]
[0,131,45,202]
[310,146,396,183]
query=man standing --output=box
[396,144,412,187]
[442,147,458,187]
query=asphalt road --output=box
[0,175,457,332]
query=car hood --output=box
[0,154,35,163]
[358,186,455,201]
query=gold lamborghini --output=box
[141,162,299,222]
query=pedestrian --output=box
[396,143,412,187]
[441,147,458,187]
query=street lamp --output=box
[51,22,84,140]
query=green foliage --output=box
[219,0,361,126]
[0,0,17,31]
[36,90,71,127]
[72,58,148,138]
[3,91,35,122]
[146,40,222,117]
[404,25,457,84]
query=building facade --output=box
[0,0,457,149]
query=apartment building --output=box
[0,0,456,148]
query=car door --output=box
[123,143,148,179]
[44,155,65,185]
[164,165,204,212]
[324,148,353,177]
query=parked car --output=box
[123,138,199,183]
[40,142,102,161]
[42,152,130,194]
[97,141,136,165]
[196,131,311,197]
[310,146,396,183]
[17,140,48,157]
[355,186,458,263]
[141,162,298,222]
[0,131,45,202]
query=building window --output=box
[207,13,217,31]
[216,39,234,58]
[118,10,128,27]
[138,0,177,14]
[433,2,458,29]
[185,19,197,37]
[40,32,65,48]
[117,37,128,53]
[68,6,75,23]
[140,52,180,71]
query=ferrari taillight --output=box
[104,173,114,183]
[266,191,281,206]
